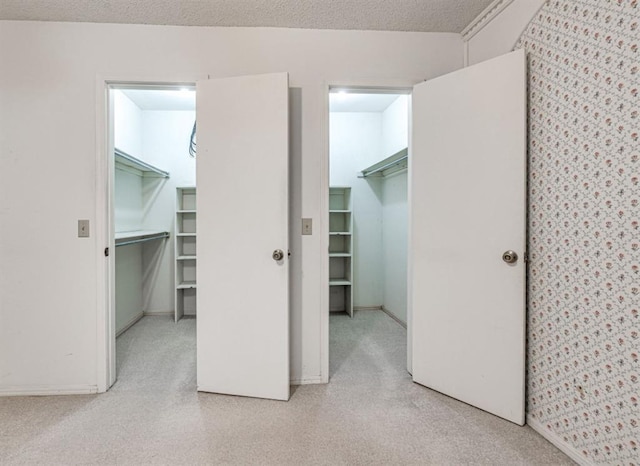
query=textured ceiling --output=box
[0,0,494,33]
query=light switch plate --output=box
[302,218,312,235]
[78,219,90,238]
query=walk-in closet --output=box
[328,90,409,374]
[113,88,197,376]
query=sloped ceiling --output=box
[0,0,495,33]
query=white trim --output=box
[381,306,407,329]
[321,78,416,386]
[527,415,592,466]
[0,385,98,397]
[320,82,330,384]
[116,311,144,337]
[96,73,205,396]
[95,74,112,393]
[406,90,413,376]
[143,309,174,316]
[461,0,515,42]
[352,305,408,329]
[290,376,323,385]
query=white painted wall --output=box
[113,91,196,325]
[381,96,408,323]
[114,91,144,335]
[0,20,462,392]
[114,90,143,157]
[140,110,196,313]
[466,0,545,65]
[114,170,143,233]
[115,244,142,334]
[381,173,408,323]
[330,112,384,307]
[330,96,409,318]
[382,96,409,157]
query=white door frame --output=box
[320,79,417,383]
[95,75,200,392]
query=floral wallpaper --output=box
[515,0,639,464]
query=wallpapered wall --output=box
[515,0,639,464]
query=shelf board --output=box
[329,279,352,286]
[329,253,351,257]
[177,233,197,237]
[115,230,169,247]
[177,210,196,214]
[329,232,352,236]
[115,148,170,178]
[177,281,197,289]
[359,147,408,178]
[329,210,351,213]
[177,255,197,261]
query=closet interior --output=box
[113,88,197,344]
[329,91,409,327]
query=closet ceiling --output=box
[330,93,401,113]
[0,0,494,33]
[122,89,196,111]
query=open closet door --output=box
[196,73,290,401]
[410,49,526,424]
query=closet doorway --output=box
[109,85,197,386]
[102,73,290,399]
[323,50,527,424]
[328,89,411,380]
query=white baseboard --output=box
[381,306,407,328]
[0,384,98,397]
[290,376,324,385]
[143,309,173,316]
[353,306,383,311]
[527,414,592,466]
[116,311,144,337]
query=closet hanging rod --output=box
[114,148,170,178]
[359,148,408,178]
[115,232,170,247]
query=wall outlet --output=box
[78,219,90,238]
[302,218,312,235]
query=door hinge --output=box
[104,247,109,257]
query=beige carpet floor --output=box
[0,312,573,465]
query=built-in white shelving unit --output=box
[329,186,353,317]
[175,187,197,322]
[358,147,408,178]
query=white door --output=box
[196,73,290,401]
[411,49,526,425]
